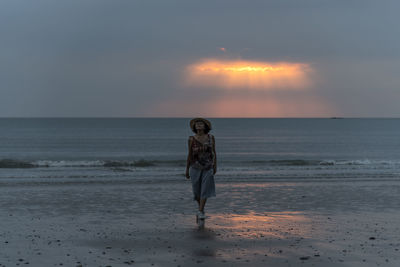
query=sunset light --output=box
[2,1,399,267]
[151,93,336,117]
[185,59,312,90]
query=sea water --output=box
[0,118,399,183]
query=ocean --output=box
[0,118,399,183]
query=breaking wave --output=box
[1,158,400,169]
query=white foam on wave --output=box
[34,160,105,167]
[23,158,400,169]
[320,159,400,166]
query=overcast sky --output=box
[1,0,399,117]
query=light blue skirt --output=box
[189,166,216,200]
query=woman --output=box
[185,117,217,223]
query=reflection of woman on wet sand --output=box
[186,118,217,222]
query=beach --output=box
[1,176,400,267]
[1,118,400,266]
[2,0,400,262]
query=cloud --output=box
[147,57,337,117]
[183,58,312,91]
[151,92,337,118]
[1,0,399,117]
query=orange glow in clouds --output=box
[185,59,312,90]
[149,58,337,117]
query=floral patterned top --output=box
[189,133,214,170]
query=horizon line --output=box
[0,116,399,119]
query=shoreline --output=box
[1,178,399,266]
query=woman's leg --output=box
[199,198,207,212]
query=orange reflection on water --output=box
[188,211,316,262]
[208,211,313,240]
[185,59,312,90]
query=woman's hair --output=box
[191,121,210,134]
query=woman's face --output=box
[195,121,205,132]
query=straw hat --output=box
[190,117,212,131]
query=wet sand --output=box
[1,177,400,266]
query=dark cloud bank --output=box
[0,0,399,117]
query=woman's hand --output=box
[213,166,217,175]
[185,169,190,179]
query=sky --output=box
[1,0,399,118]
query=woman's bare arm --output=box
[212,135,217,172]
[186,136,193,173]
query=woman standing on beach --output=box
[185,118,217,222]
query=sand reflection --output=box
[184,211,315,263]
[208,211,313,240]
